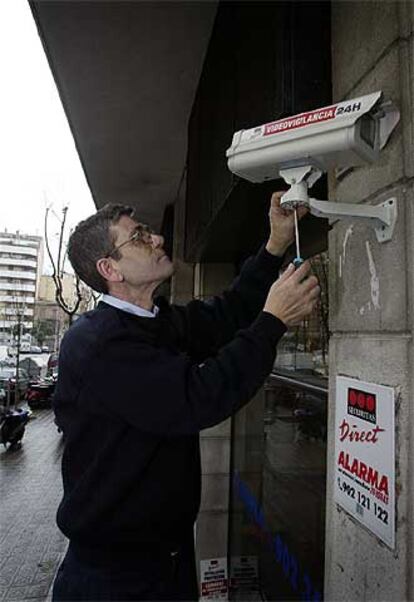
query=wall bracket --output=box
[279,166,397,243]
[308,197,397,243]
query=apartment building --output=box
[0,231,43,343]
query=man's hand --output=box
[263,261,320,327]
[265,191,307,256]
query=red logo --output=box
[347,388,376,424]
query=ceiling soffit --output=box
[30,1,218,228]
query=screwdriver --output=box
[293,207,304,269]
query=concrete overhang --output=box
[29,1,218,229]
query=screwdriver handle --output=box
[293,257,304,269]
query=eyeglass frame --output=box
[104,223,154,259]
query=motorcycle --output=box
[0,406,31,449]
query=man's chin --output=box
[161,257,175,277]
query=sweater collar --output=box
[101,294,159,318]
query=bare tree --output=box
[81,286,100,310]
[44,205,84,326]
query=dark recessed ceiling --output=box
[30,0,218,228]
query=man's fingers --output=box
[301,275,319,293]
[270,191,286,209]
[270,192,308,217]
[307,284,321,300]
[297,205,309,220]
[278,263,295,282]
[292,259,311,281]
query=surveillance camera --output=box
[226,91,399,183]
[226,91,400,243]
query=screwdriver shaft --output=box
[294,208,301,259]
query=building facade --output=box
[0,231,43,344]
[30,1,413,600]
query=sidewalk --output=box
[0,408,67,601]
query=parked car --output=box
[0,366,30,406]
[29,345,42,354]
[26,376,56,410]
[41,345,49,353]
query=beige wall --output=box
[325,3,413,600]
[38,273,78,304]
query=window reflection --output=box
[229,253,329,601]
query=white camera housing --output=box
[226,91,400,243]
[226,91,399,182]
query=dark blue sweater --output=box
[54,247,286,554]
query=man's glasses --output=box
[105,223,154,259]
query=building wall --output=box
[38,273,79,304]
[325,2,413,600]
[185,0,331,264]
[0,231,43,340]
[170,184,194,306]
[180,0,332,593]
[170,2,414,598]
[171,180,234,578]
[193,261,235,582]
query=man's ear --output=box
[96,258,124,283]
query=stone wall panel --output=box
[325,335,411,601]
[332,2,399,100]
[329,186,408,333]
[333,45,403,204]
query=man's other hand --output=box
[265,191,307,257]
[263,261,320,327]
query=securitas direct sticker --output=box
[334,376,395,549]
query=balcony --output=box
[0,258,37,269]
[2,308,34,317]
[0,245,38,258]
[0,320,33,330]
[0,237,39,247]
[0,283,36,294]
[0,295,35,304]
[0,270,36,281]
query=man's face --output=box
[109,215,174,288]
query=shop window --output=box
[229,252,329,601]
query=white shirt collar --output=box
[102,294,159,318]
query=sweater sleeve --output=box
[79,312,286,435]
[172,246,285,361]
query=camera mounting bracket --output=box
[279,165,397,243]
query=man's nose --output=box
[151,233,164,248]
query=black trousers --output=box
[52,537,199,601]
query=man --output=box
[52,192,319,601]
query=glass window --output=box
[228,253,329,601]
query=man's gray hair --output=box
[68,203,135,293]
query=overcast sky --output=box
[0,0,95,273]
